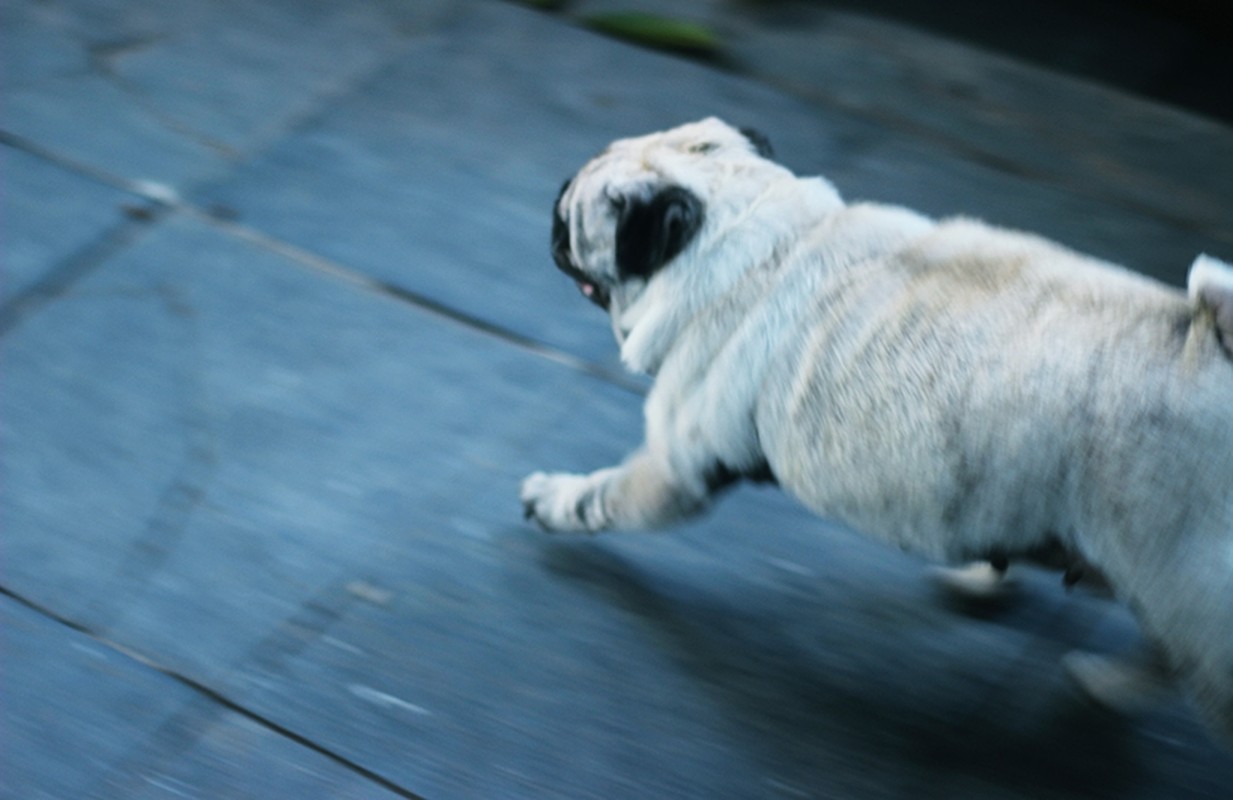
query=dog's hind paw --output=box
[1063,651,1173,715]
[930,562,1014,603]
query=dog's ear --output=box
[739,127,774,159]
[551,179,572,273]
[614,186,704,279]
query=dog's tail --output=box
[1189,254,1233,357]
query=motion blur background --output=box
[4,1,1231,798]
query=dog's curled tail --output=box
[1189,254,1233,357]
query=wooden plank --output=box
[735,8,1233,243]
[193,0,1228,382]
[5,209,1227,798]
[0,146,139,302]
[1,0,452,190]
[1,594,409,798]
[1,595,196,798]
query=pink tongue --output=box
[579,282,595,298]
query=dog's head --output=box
[550,118,784,315]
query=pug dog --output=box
[520,118,1233,743]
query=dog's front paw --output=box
[520,471,607,533]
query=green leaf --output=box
[583,12,722,56]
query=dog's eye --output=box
[688,142,719,155]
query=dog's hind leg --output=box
[1110,542,1233,744]
[1063,646,1174,715]
[930,561,1012,601]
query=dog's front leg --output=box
[521,448,707,533]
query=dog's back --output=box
[760,212,1233,741]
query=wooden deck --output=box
[4,1,1231,797]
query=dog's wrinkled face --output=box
[551,117,781,314]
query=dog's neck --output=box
[615,177,844,375]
